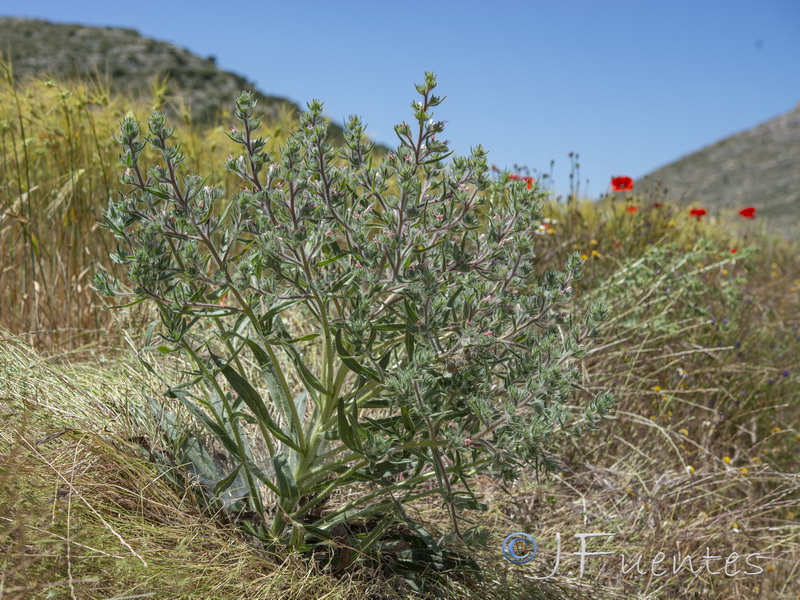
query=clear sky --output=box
[5,1,800,198]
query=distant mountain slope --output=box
[0,17,351,142]
[639,103,800,233]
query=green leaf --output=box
[337,398,362,453]
[213,463,243,497]
[335,329,380,381]
[316,252,346,267]
[356,515,394,552]
[210,353,301,453]
[273,453,299,503]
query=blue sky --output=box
[5,1,800,198]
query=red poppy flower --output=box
[611,176,634,192]
[626,205,638,214]
[689,208,707,220]
[731,248,738,254]
[509,174,534,189]
[738,206,756,219]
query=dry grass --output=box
[0,330,420,600]
[0,67,295,352]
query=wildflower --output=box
[782,369,790,377]
[668,220,676,227]
[509,174,534,189]
[590,239,598,246]
[739,206,756,219]
[730,248,738,254]
[611,176,634,192]
[689,208,707,220]
[653,202,663,208]
[679,428,689,436]
[464,439,472,446]
[740,467,749,476]
[653,385,662,392]
[722,269,729,275]
[625,205,638,214]
[686,465,695,474]
[772,426,781,433]
[581,254,589,260]
[722,456,731,464]
[677,367,686,377]
[591,249,600,257]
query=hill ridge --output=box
[0,16,350,140]
[639,102,800,234]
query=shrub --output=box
[94,72,614,576]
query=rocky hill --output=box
[639,103,800,235]
[0,17,350,141]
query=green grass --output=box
[1,73,798,599]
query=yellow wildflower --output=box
[653,385,662,392]
[590,239,598,246]
[740,467,749,475]
[722,456,731,464]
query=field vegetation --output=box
[1,70,798,599]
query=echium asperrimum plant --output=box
[94,72,613,569]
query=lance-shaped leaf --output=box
[210,353,302,453]
[335,329,380,381]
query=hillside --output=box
[0,17,350,141]
[639,102,800,234]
